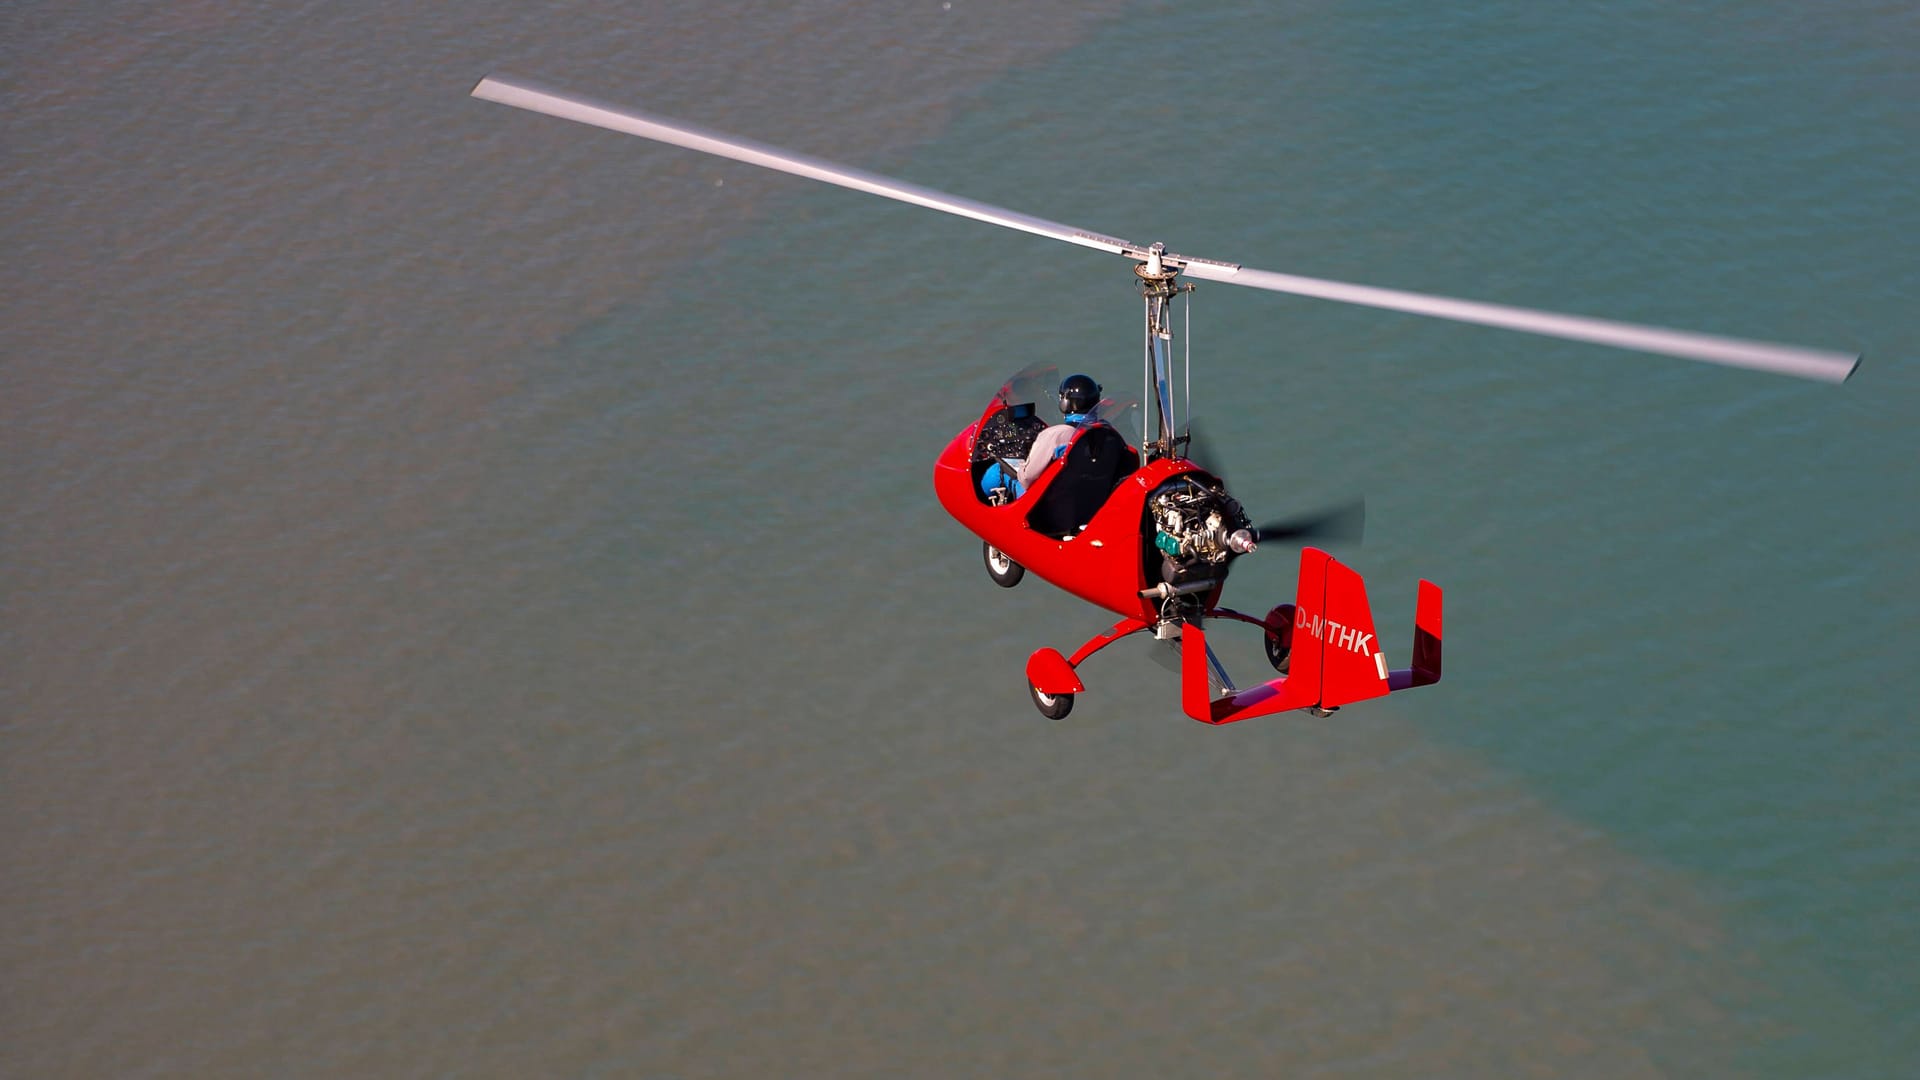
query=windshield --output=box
[994,362,1060,422]
[991,364,1139,436]
[1091,394,1141,442]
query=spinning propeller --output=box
[1179,419,1365,548]
[1250,502,1367,547]
[472,74,1859,384]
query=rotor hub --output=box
[1134,261,1181,298]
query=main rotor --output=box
[469,74,1859,386]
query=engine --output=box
[1148,474,1256,582]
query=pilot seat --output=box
[1025,424,1137,538]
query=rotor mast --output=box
[1135,243,1192,462]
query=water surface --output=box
[5,2,1916,1075]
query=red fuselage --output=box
[932,400,1219,620]
[934,395,1443,724]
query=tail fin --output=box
[1306,554,1392,708]
[1388,580,1443,690]
[1182,550,1441,725]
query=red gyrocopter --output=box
[471,75,1858,723]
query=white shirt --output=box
[1016,422,1082,487]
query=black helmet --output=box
[1058,373,1101,416]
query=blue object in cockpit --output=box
[980,460,1024,499]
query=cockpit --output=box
[970,364,1142,537]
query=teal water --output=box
[5,2,1916,1075]
[933,7,1920,1071]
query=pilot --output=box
[978,373,1106,500]
[1016,373,1104,489]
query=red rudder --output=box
[1311,557,1391,708]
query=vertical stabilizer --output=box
[1389,580,1444,690]
[1311,556,1391,708]
[1281,548,1330,708]
[1183,549,1430,724]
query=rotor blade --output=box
[1251,500,1366,546]
[1179,262,1858,383]
[473,75,1857,383]
[471,74,1136,256]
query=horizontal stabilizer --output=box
[1184,551,1443,724]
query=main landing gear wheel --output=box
[984,542,1025,588]
[1263,603,1295,674]
[1029,682,1074,720]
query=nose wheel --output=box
[1028,682,1074,719]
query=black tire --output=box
[1029,682,1074,720]
[1263,603,1295,674]
[984,542,1025,587]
